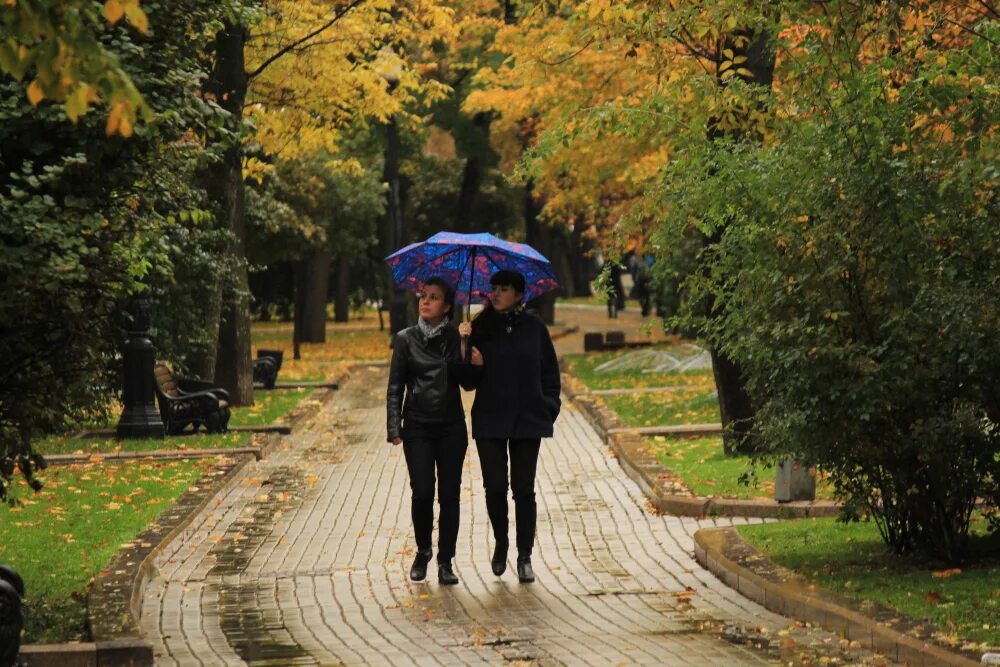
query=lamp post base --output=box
[117,404,165,439]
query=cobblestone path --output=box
[142,365,886,666]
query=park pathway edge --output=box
[694,526,984,667]
[17,375,346,667]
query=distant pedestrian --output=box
[458,270,561,583]
[386,277,467,585]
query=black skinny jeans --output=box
[475,438,542,558]
[402,420,468,562]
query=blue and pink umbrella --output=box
[385,232,559,310]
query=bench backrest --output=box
[154,363,179,398]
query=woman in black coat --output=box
[458,270,560,583]
[386,277,467,585]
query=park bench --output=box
[253,348,283,389]
[153,363,231,434]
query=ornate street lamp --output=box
[116,298,165,438]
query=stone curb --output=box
[693,526,985,667]
[549,324,580,341]
[560,367,841,519]
[18,373,348,667]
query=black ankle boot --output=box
[410,549,432,582]
[516,556,534,583]
[491,541,508,576]
[438,560,459,585]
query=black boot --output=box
[410,549,432,582]
[516,556,534,583]
[438,560,459,585]
[491,540,508,576]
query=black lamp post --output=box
[116,298,165,438]
[381,62,409,337]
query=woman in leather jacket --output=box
[458,270,560,584]
[386,276,473,585]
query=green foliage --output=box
[661,56,1000,561]
[0,0,241,501]
[0,0,151,129]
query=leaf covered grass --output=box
[0,458,215,643]
[563,348,713,391]
[229,388,314,427]
[252,326,390,382]
[605,389,720,427]
[739,517,1000,648]
[650,436,835,500]
[559,294,607,306]
[34,431,253,456]
[37,386,317,455]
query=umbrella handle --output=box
[466,246,476,322]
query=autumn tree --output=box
[0,0,237,501]
[196,0,457,403]
[0,0,152,131]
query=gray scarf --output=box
[417,316,447,339]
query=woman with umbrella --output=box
[458,270,561,583]
[386,277,469,585]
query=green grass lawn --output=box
[739,518,1000,648]
[652,436,766,498]
[229,388,314,427]
[35,388,312,455]
[251,326,387,353]
[650,436,835,500]
[33,431,252,456]
[564,349,714,391]
[605,389,720,427]
[0,459,215,642]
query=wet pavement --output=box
[142,314,895,666]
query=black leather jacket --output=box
[386,324,465,441]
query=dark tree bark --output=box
[205,21,253,406]
[552,233,576,298]
[704,27,777,455]
[523,181,556,324]
[455,112,491,232]
[295,248,330,343]
[333,253,351,323]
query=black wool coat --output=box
[460,307,561,440]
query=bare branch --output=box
[248,0,368,80]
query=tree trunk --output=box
[205,21,253,406]
[523,180,556,324]
[334,253,351,323]
[456,112,491,232]
[188,290,221,380]
[703,27,777,454]
[710,349,755,455]
[551,231,576,298]
[295,249,330,343]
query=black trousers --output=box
[475,438,542,558]
[402,420,468,562]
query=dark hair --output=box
[490,270,525,294]
[423,276,456,319]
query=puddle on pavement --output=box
[205,465,316,665]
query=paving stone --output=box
[142,364,897,666]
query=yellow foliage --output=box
[245,0,459,162]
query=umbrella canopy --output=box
[386,231,559,305]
